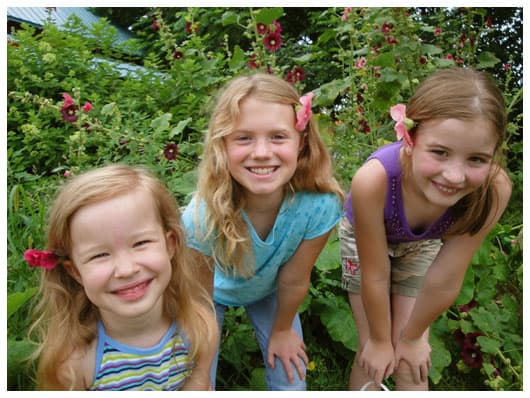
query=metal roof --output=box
[7,7,135,45]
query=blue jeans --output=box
[211,292,307,391]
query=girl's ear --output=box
[404,142,413,156]
[165,230,177,259]
[62,260,82,285]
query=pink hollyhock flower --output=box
[163,143,179,160]
[63,170,71,177]
[295,92,313,132]
[355,57,367,69]
[341,7,353,21]
[434,27,442,35]
[390,104,414,146]
[24,249,58,269]
[271,21,282,33]
[62,92,74,107]
[263,31,282,52]
[82,102,93,112]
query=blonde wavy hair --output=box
[28,164,216,389]
[403,67,508,235]
[195,73,344,278]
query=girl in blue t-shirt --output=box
[182,73,344,390]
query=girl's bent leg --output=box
[391,295,429,391]
[246,293,306,391]
[347,293,379,390]
[209,302,226,390]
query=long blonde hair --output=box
[29,164,216,389]
[403,67,508,235]
[196,73,343,277]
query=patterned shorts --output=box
[338,217,442,297]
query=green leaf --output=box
[221,11,239,26]
[419,44,443,55]
[150,113,172,133]
[170,117,192,138]
[7,288,37,320]
[315,238,341,271]
[100,101,116,116]
[315,296,357,351]
[229,45,245,70]
[476,51,501,69]
[429,332,452,384]
[312,78,351,107]
[476,335,501,354]
[373,52,395,68]
[255,8,284,25]
[470,306,498,332]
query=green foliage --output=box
[7,6,522,391]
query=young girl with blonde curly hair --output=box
[182,73,344,390]
[26,164,218,390]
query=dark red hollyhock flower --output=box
[461,345,483,368]
[173,50,184,60]
[185,21,199,34]
[419,56,427,64]
[458,299,478,313]
[164,143,179,160]
[248,54,259,69]
[453,329,466,345]
[359,119,371,133]
[61,93,78,123]
[152,20,159,31]
[381,22,393,35]
[486,16,493,28]
[286,66,305,83]
[264,31,282,52]
[463,331,483,348]
[257,23,268,35]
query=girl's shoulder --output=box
[492,166,513,206]
[352,158,388,199]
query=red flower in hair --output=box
[24,249,59,269]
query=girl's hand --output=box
[358,338,395,386]
[267,328,308,383]
[394,335,432,384]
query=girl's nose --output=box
[113,252,139,278]
[443,162,466,185]
[252,138,272,158]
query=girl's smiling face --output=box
[224,96,302,203]
[405,118,497,209]
[68,188,175,323]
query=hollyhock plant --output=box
[295,92,313,131]
[264,31,282,52]
[390,104,414,146]
[163,143,179,160]
[24,249,58,269]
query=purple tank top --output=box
[345,141,454,243]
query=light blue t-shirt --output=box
[182,192,343,306]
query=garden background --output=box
[6,6,523,390]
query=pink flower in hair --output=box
[390,104,414,146]
[24,249,59,269]
[295,92,314,132]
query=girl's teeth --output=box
[250,167,274,175]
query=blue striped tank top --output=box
[90,321,191,390]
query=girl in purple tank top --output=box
[339,68,512,390]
